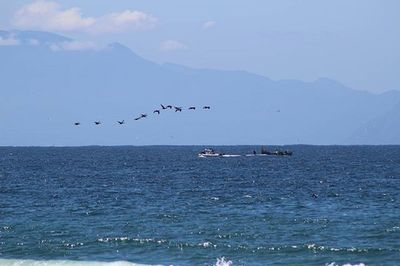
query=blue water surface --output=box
[0,146,399,265]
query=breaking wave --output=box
[326,263,366,266]
[0,258,233,266]
[215,257,232,266]
[0,259,160,266]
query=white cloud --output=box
[202,20,216,30]
[93,10,157,34]
[13,1,94,31]
[50,41,98,51]
[160,40,187,52]
[12,1,157,34]
[0,36,20,46]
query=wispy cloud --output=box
[12,1,157,34]
[202,20,216,30]
[160,40,187,52]
[49,40,98,51]
[0,36,20,46]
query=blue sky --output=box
[1,0,399,93]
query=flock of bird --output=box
[73,104,211,126]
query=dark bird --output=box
[135,114,148,120]
[312,193,318,198]
[117,120,125,125]
[174,107,182,112]
[153,110,160,114]
[203,106,211,110]
[74,122,80,126]
[188,107,196,110]
[160,104,167,110]
[94,121,101,125]
[166,105,173,109]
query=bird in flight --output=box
[153,110,160,114]
[74,122,80,126]
[166,105,173,109]
[117,120,125,125]
[94,121,101,125]
[135,114,148,120]
[174,107,182,112]
[203,106,211,110]
[160,104,167,110]
[188,107,196,110]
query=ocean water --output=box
[0,146,399,266]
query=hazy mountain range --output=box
[1,30,399,146]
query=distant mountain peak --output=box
[106,42,148,61]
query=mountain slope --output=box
[348,102,400,144]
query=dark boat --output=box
[261,146,293,156]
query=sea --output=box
[0,146,399,266]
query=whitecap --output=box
[0,259,162,266]
[385,226,400,232]
[307,243,316,249]
[326,263,366,266]
[97,237,131,243]
[215,257,232,266]
[199,241,213,248]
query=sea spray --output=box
[215,257,232,266]
[326,263,366,266]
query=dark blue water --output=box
[0,146,399,266]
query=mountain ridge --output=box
[1,30,399,146]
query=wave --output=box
[93,236,400,254]
[0,258,233,266]
[215,257,232,266]
[326,263,366,266]
[0,259,160,266]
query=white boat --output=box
[198,148,223,158]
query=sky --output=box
[1,0,399,93]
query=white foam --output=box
[199,241,215,248]
[215,257,232,266]
[0,259,161,266]
[326,263,366,266]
